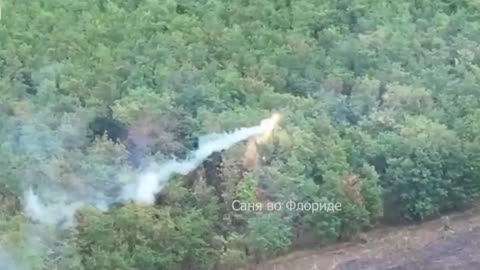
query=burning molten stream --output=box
[244,113,282,169]
[257,113,281,144]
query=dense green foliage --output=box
[1,0,480,269]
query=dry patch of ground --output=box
[249,207,480,270]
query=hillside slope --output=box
[253,207,480,270]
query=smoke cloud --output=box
[3,67,285,269]
[10,95,280,269]
[0,247,22,270]
[23,114,281,225]
[126,114,281,204]
[24,189,84,228]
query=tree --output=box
[380,116,478,221]
[247,212,292,262]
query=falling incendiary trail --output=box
[130,113,281,204]
[244,113,281,169]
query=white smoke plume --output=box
[24,189,84,228]
[22,114,281,227]
[0,247,22,270]
[23,186,114,229]
[126,114,281,204]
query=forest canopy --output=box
[1,0,480,269]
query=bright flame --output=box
[257,113,281,144]
[243,113,281,170]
